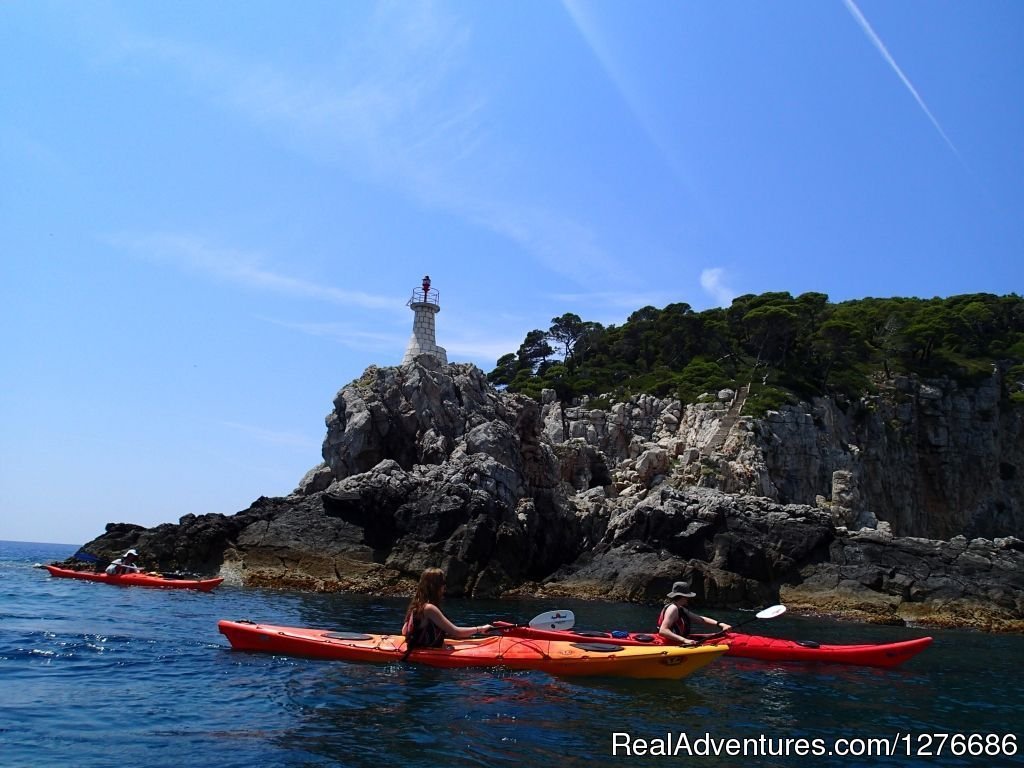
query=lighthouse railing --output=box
[407,288,440,306]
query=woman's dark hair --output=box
[405,568,445,623]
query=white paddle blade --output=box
[756,604,787,620]
[528,610,575,630]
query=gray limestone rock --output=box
[75,360,1023,631]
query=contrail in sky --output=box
[842,0,961,160]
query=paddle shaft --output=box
[696,605,786,644]
[106,564,143,574]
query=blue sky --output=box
[3,1,1022,545]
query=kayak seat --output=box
[323,632,373,641]
[571,643,625,653]
[796,640,820,648]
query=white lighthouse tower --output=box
[401,275,448,365]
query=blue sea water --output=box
[2,540,1021,768]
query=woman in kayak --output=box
[402,568,493,649]
[658,581,731,646]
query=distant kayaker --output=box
[402,568,494,650]
[105,549,142,575]
[657,581,731,646]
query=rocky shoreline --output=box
[76,358,1024,633]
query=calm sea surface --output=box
[2,540,1021,767]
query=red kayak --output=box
[497,624,932,669]
[43,564,224,592]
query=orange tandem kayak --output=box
[44,564,224,592]
[217,619,726,680]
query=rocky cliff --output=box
[78,357,1024,631]
[540,371,1022,542]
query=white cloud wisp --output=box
[700,267,736,307]
[109,232,400,312]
